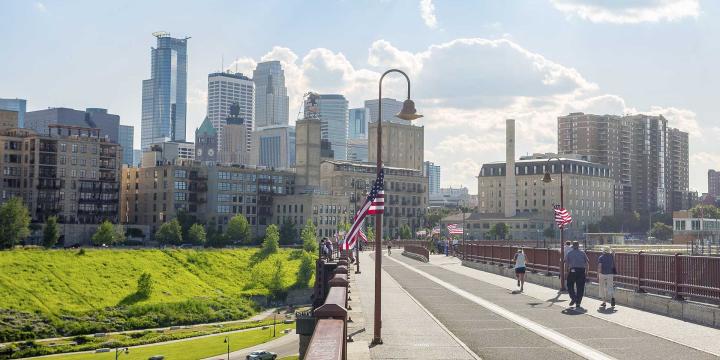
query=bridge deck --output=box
[348,251,720,360]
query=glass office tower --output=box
[317,94,349,161]
[141,32,188,149]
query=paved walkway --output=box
[351,250,720,360]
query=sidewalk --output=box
[348,251,478,360]
[429,254,720,357]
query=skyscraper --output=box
[348,108,369,139]
[220,103,252,165]
[315,94,348,161]
[424,161,441,195]
[119,125,134,165]
[141,32,188,149]
[251,126,295,169]
[0,98,26,128]
[368,121,424,170]
[207,72,254,152]
[253,61,289,128]
[364,98,404,124]
[558,112,689,214]
[709,170,720,198]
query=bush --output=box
[296,253,314,287]
[262,225,280,255]
[136,273,153,299]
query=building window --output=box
[174,181,187,190]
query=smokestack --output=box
[504,119,516,218]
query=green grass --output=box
[0,248,312,343]
[279,356,299,360]
[48,323,295,360]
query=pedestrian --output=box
[320,238,329,259]
[564,241,589,309]
[597,247,616,308]
[563,240,572,258]
[513,248,527,291]
[387,239,392,255]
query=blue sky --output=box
[1,0,717,192]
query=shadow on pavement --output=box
[561,307,587,315]
[597,307,618,315]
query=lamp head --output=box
[395,99,423,121]
[542,172,553,183]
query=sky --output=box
[1,0,718,193]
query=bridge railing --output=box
[305,257,350,360]
[403,244,430,262]
[460,243,720,304]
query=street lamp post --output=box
[115,347,128,360]
[224,336,230,360]
[462,211,466,260]
[542,157,567,292]
[373,69,422,346]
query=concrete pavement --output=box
[351,249,719,359]
[202,333,298,360]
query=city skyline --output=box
[1,0,717,192]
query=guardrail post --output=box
[489,245,494,265]
[637,251,645,293]
[674,253,684,300]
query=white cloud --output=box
[419,0,438,28]
[643,106,701,137]
[33,2,47,12]
[550,0,700,24]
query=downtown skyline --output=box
[1,0,717,192]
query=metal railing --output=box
[305,258,350,360]
[403,244,429,262]
[460,243,720,304]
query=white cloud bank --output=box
[192,36,707,191]
[550,0,700,24]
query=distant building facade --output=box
[221,115,251,165]
[0,98,26,128]
[252,126,296,169]
[315,94,348,161]
[364,98,403,124]
[423,161,441,195]
[709,170,720,198]
[253,61,289,128]
[26,107,120,142]
[141,32,188,149]
[195,117,218,164]
[207,72,254,153]
[119,125,134,165]
[348,108,369,139]
[430,187,471,209]
[368,121,424,171]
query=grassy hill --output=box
[0,248,310,342]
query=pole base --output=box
[355,270,362,274]
[371,337,384,345]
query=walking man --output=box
[387,239,392,255]
[597,247,616,308]
[565,241,589,309]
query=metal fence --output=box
[460,243,720,304]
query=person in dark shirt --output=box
[597,247,616,308]
[564,241,589,309]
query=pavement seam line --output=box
[378,254,483,360]
[439,260,720,357]
[386,255,617,360]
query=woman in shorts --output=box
[513,248,527,291]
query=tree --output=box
[262,224,280,254]
[43,216,60,249]
[367,226,375,241]
[0,197,31,248]
[649,222,673,241]
[280,221,297,245]
[155,219,183,246]
[268,258,284,298]
[543,227,555,239]
[176,210,198,241]
[489,223,510,240]
[301,220,318,254]
[226,215,251,244]
[91,220,119,246]
[136,272,153,299]
[113,224,126,244]
[691,204,720,219]
[399,224,412,239]
[296,253,314,287]
[188,223,206,245]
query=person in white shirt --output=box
[513,249,527,292]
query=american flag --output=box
[447,224,464,235]
[431,226,441,235]
[342,168,384,250]
[554,205,573,229]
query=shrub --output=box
[296,253,314,288]
[136,273,153,299]
[262,225,280,255]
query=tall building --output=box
[253,61,289,128]
[0,110,19,130]
[368,121,424,170]
[220,105,252,165]
[206,72,254,152]
[0,98,26,128]
[195,117,218,164]
[364,98,403,124]
[133,149,142,167]
[347,138,368,162]
[558,112,689,214]
[313,94,349,161]
[119,125,134,165]
[709,170,720,198]
[26,107,120,142]
[142,141,194,167]
[252,126,295,169]
[423,161,441,195]
[0,125,121,244]
[348,108,369,139]
[141,32,188,149]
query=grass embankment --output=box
[50,323,295,360]
[0,248,310,347]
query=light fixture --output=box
[542,172,552,183]
[395,99,423,121]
